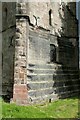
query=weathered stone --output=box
[2,2,79,105]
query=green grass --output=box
[0,98,2,119]
[2,97,79,118]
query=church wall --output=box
[2,2,79,104]
[2,2,16,100]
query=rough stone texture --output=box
[12,84,28,105]
[13,17,29,104]
[26,2,79,103]
[0,3,2,96]
[27,2,77,37]
[2,1,79,104]
[2,3,16,31]
[2,3,16,100]
[14,18,27,84]
[2,28,15,97]
[28,30,50,63]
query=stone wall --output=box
[2,2,79,104]
[27,2,79,103]
[13,16,28,104]
[27,2,77,36]
[0,2,2,96]
[26,25,79,103]
[27,27,58,103]
[2,2,16,100]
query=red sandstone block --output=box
[14,89,27,94]
[14,93,27,99]
[13,84,28,102]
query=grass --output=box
[2,97,79,118]
[0,98,2,119]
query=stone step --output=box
[27,69,56,74]
[53,74,79,80]
[59,89,80,99]
[54,85,80,94]
[28,87,55,97]
[28,63,78,71]
[53,80,80,88]
[27,73,79,81]
[27,81,54,90]
[27,71,79,78]
[28,93,58,103]
[28,84,79,98]
[27,79,79,90]
[27,63,62,70]
[27,74,53,81]
[27,68,78,74]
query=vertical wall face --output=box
[28,2,77,36]
[12,2,30,104]
[13,17,28,104]
[2,3,16,100]
[57,2,78,68]
[0,2,2,97]
[27,29,60,103]
[26,2,79,103]
[13,2,79,104]
[26,2,78,69]
[2,2,79,104]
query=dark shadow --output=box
[52,2,79,99]
[2,3,16,102]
